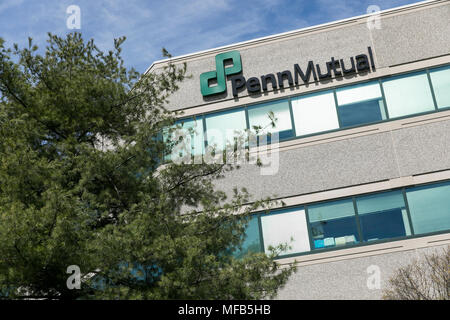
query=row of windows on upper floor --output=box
[165,64,450,155]
[235,180,450,259]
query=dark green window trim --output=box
[244,107,250,131]
[202,115,208,150]
[304,206,314,252]
[378,78,390,119]
[352,197,364,243]
[426,69,439,111]
[402,189,415,236]
[257,214,265,253]
[288,99,297,138]
[332,90,343,128]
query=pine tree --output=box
[0,33,295,299]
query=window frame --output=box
[428,65,450,110]
[381,70,437,119]
[306,197,361,251]
[335,81,387,128]
[203,107,248,152]
[259,206,311,258]
[405,180,450,235]
[354,189,412,242]
[246,98,296,145]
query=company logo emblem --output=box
[200,50,242,96]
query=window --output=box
[356,190,411,242]
[308,199,359,249]
[205,108,247,151]
[260,208,310,256]
[177,117,204,156]
[163,117,204,161]
[336,81,386,127]
[234,216,262,259]
[406,182,450,235]
[247,99,294,142]
[291,91,340,136]
[429,66,450,109]
[382,72,435,118]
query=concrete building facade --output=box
[147,0,450,299]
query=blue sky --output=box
[0,0,423,73]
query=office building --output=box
[146,0,450,299]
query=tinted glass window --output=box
[205,108,247,151]
[291,91,339,136]
[163,117,204,161]
[429,66,450,109]
[382,72,435,118]
[356,190,411,242]
[406,182,450,234]
[308,199,359,249]
[178,117,204,156]
[336,82,386,127]
[248,99,293,142]
[260,208,310,256]
[234,216,262,259]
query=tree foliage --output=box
[0,33,295,299]
[382,246,449,300]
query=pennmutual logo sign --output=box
[200,47,376,98]
[200,50,242,96]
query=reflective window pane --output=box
[356,190,411,242]
[178,118,204,156]
[430,66,450,109]
[382,72,435,118]
[260,208,310,255]
[235,216,262,259]
[336,82,386,127]
[205,108,247,151]
[248,99,293,141]
[163,117,204,161]
[291,91,339,136]
[406,182,450,235]
[308,199,359,249]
